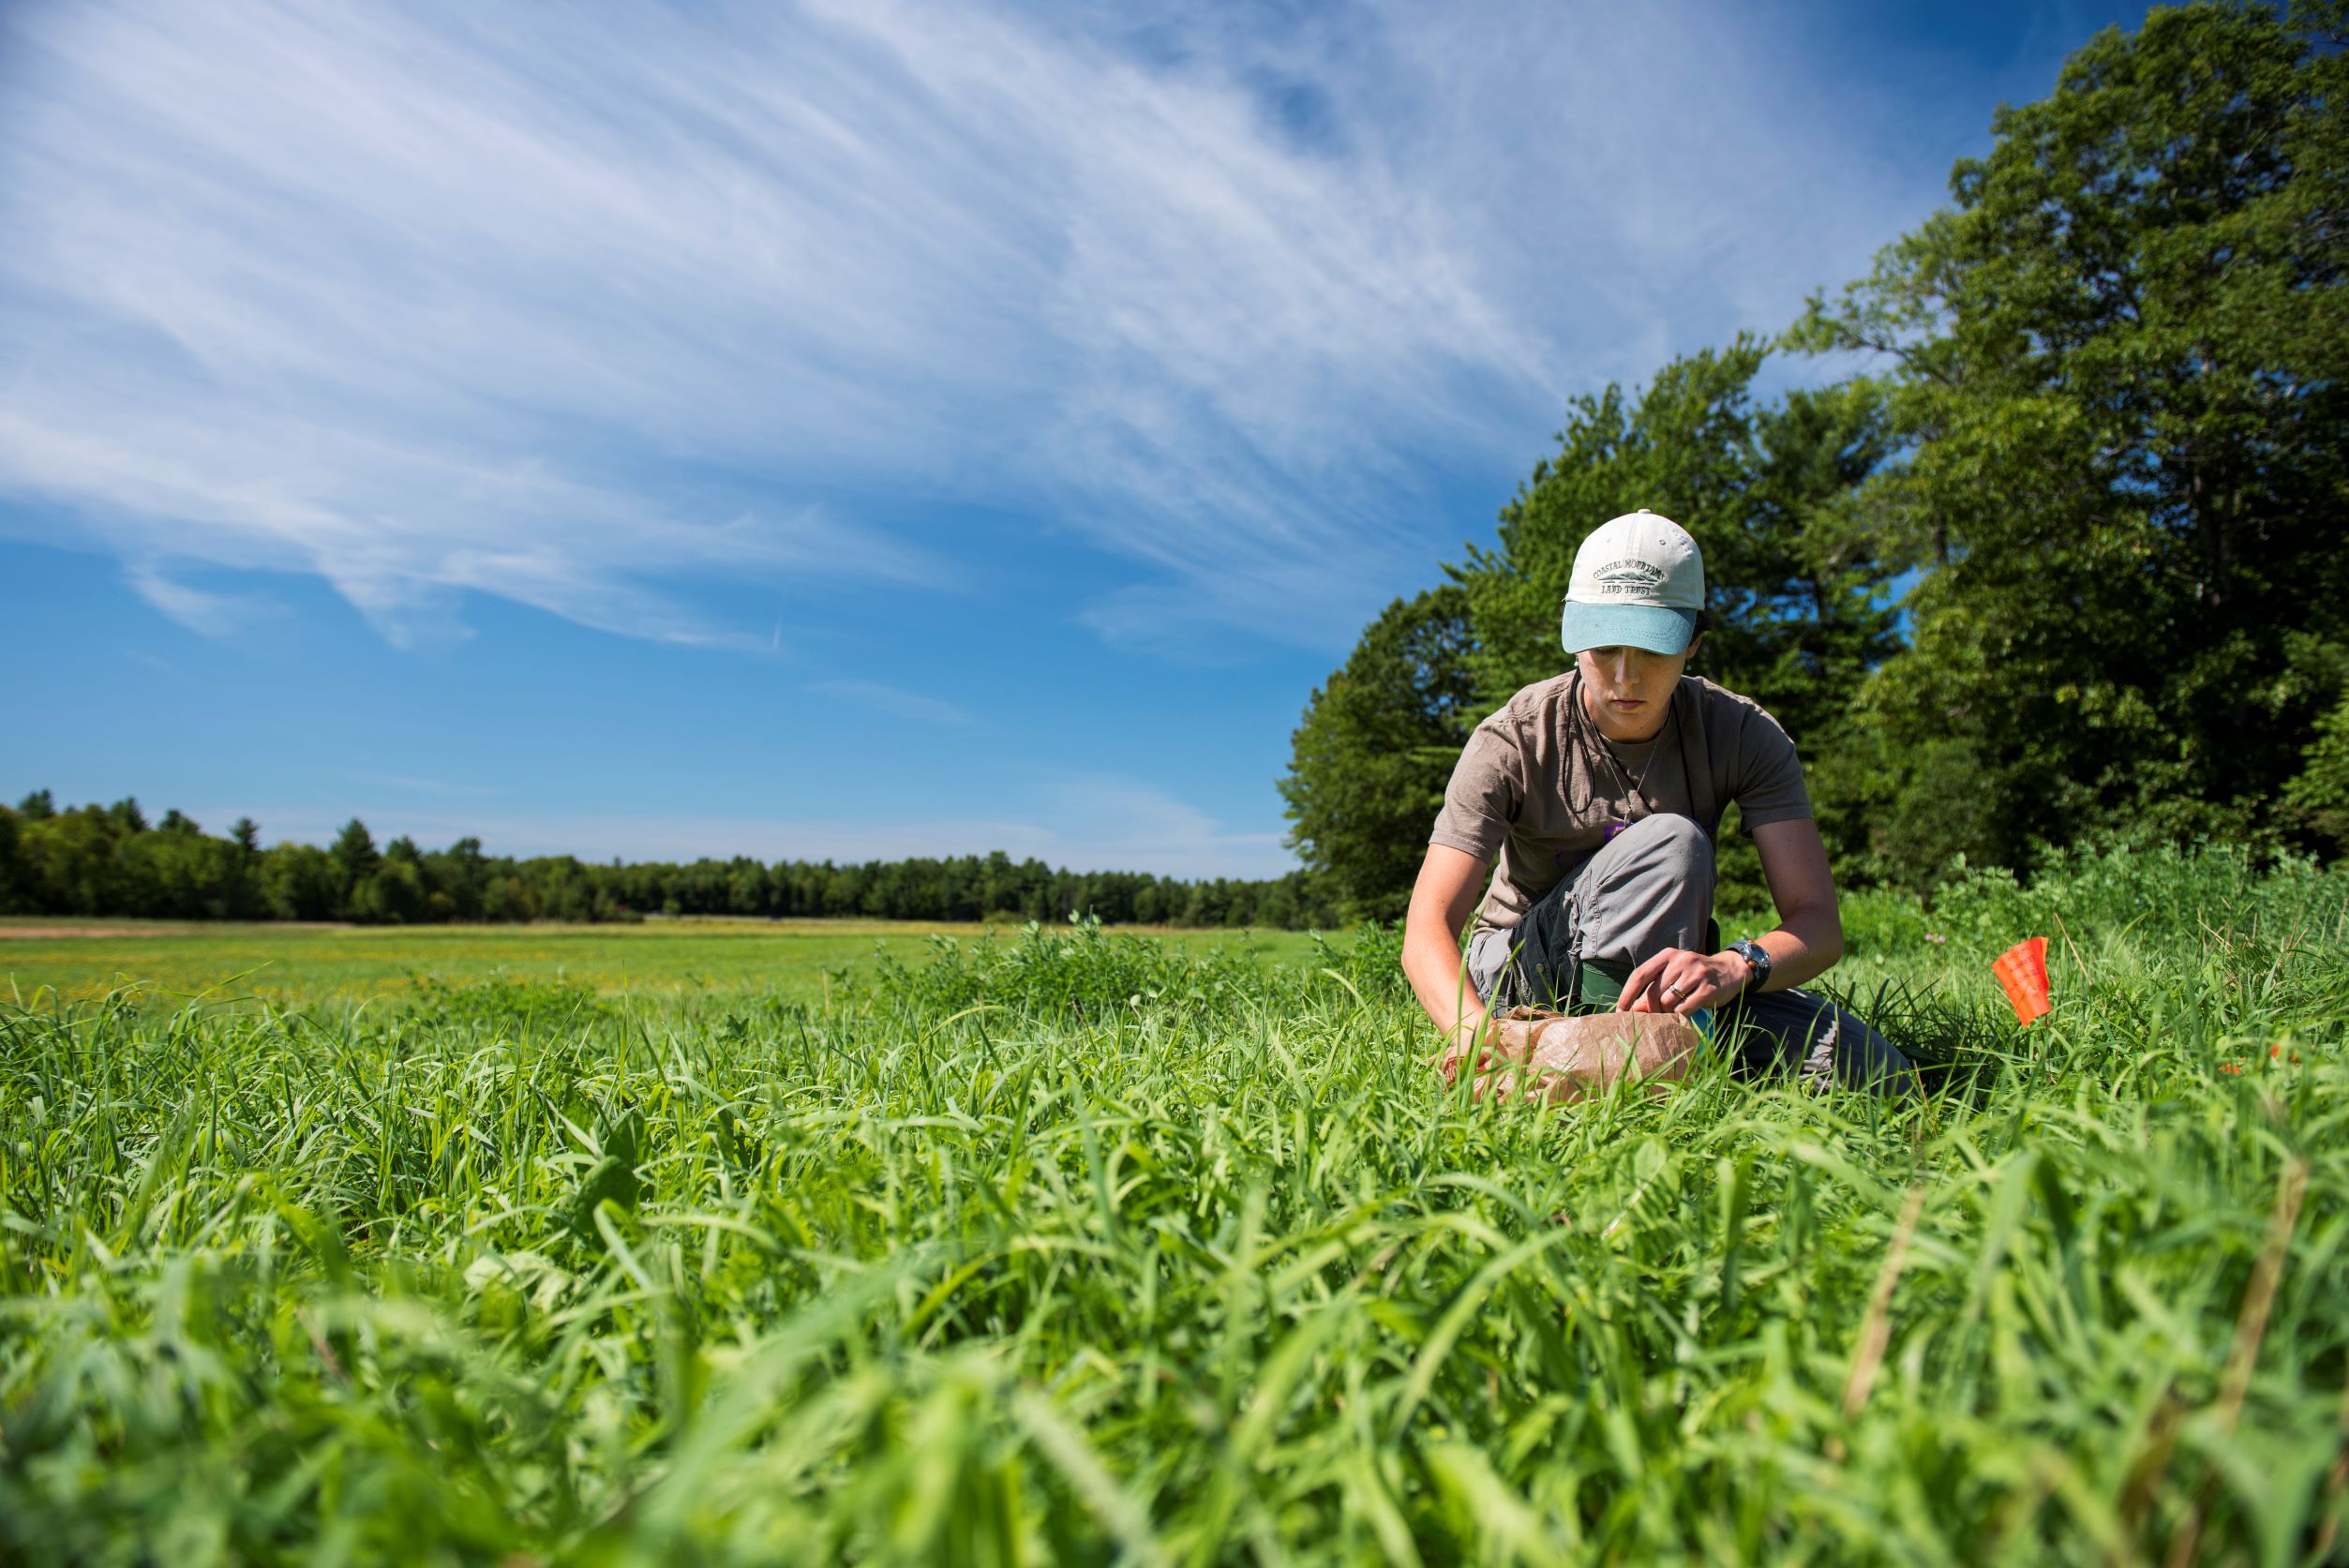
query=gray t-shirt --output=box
[1429,672,1812,938]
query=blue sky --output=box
[1,0,2145,877]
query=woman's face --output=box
[1577,643,1693,741]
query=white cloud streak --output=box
[2,0,1983,653]
[124,563,281,641]
[805,679,976,729]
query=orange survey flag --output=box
[1993,936,2052,1024]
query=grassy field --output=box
[0,917,1322,1008]
[3,846,2346,1563]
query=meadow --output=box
[0,917,1321,1008]
[2,844,2345,1564]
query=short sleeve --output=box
[1429,718,1522,861]
[1730,707,1812,832]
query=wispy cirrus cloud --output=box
[123,562,283,642]
[806,679,976,729]
[2,0,2002,655]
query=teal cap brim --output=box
[1561,601,1698,656]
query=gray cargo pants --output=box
[1465,814,1915,1094]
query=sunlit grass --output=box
[2,854,2344,1562]
[0,917,1324,1007]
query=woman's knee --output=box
[1612,813,1707,856]
[1585,813,1714,900]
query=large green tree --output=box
[0,806,19,912]
[1459,343,1900,747]
[1446,344,1903,902]
[1283,341,1908,918]
[1792,0,2349,873]
[1279,586,1478,921]
[1456,339,1768,709]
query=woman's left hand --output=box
[1619,948,1749,1015]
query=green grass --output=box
[3,853,2346,1563]
[0,917,1322,1008]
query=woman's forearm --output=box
[1400,846,1495,1059]
[1403,918,1487,1043]
[1749,902,1842,993]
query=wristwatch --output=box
[1728,939,1773,995]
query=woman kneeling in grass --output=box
[1402,509,1914,1098]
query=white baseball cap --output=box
[1559,509,1705,655]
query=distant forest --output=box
[0,792,1338,930]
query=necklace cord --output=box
[1567,668,1672,816]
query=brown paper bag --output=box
[1467,1006,1704,1105]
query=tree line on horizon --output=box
[0,791,1339,930]
[1282,1,2349,920]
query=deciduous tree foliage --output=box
[1279,586,1477,921]
[1791,0,2349,870]
[1458,340,1902,749]
[1287,0,2349,909]
[1288,345,1904,909]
